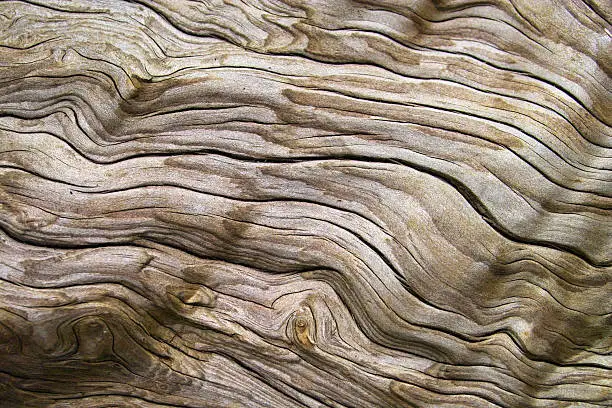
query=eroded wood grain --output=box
[0,0,610,407]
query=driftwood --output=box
[0,0,610,407]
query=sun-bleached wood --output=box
[0,0,610,407]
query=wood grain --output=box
[0,0,610,407]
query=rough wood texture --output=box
[0,0,610,407]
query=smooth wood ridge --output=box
[0,0,610,407]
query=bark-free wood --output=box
[0,1,610,407]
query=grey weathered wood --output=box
[0,0,610,407]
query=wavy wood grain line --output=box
[0,0,610,407]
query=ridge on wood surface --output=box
[0,0,610,407]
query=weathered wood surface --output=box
[0,0,610,407]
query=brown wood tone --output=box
[0,1,610,407]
